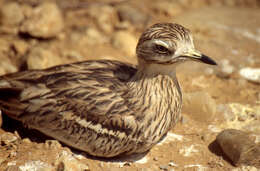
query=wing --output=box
[0,60,137,133]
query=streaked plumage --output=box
[0,23,216,157]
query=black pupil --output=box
[155,45,169,53]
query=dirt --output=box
[0,0,260,170]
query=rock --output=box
[85,27,108,45]
[89,5,118,34]
[20,2,64,38]
[0,2,24,26]
[168,161,178,167]
[112,31,138,57]
[217,129,260,168]
[27,47,62,69]
[239,67,260,84]
[182,91,217,123]
[159,165,169,170]
[0,132,19,145]
[55,150,89,171]
[117,5,149,29]
[152,1,183,17]
[44,140,62,150]
[216,59,235,78]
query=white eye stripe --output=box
[152,40,169,49]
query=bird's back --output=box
[0,60,142,157]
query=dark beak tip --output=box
[201,54,217,65]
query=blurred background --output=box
[0,0,260,170]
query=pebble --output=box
[0,132,19,145]
[117,5,149,29]
[27,47,62,69]
[85,27,108,45]
[159,165,169,170]
[20,2,64,38]
[217,129,260,168]
[112,31,138,57]
[44,140,62,149]
[153,1,183,17]
[55,150,90,171]
[168,161,178,167]
[182,91,217,123]
[239,67,260,84]
[89,5,118,34]
[216,59,235,78]
[0,2,24,26]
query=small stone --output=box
[89,5,118,34]
[20,2,64,38]
[0,2,24,26]
[217,129,260,168]
[55,151,90,171]
[112,31,137,57]
[85,28,108,45]
[22,138,31,143]
[0,132,19,145]
[216,59,235,78]
[239,67,260,84]
[153,157,158,161]
[27,47,62,69]
[45,140,62,149]
[183,91,217,123]
[117,5,149,29]
[159,165,169,170]
[153,1,183,17]
[168,161,178,167]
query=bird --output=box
[0,23,216,158]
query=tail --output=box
[0,79,25,119]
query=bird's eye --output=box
[154,44,170,54]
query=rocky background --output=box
[0,0,260,170]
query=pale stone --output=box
[117,5,149,29]
[239,67,260,84]
[89,5,118,34]
[27,47,62,69]
[0,2,24,26]
[20,2,64,38]
[183,91,217,123]
[112,31,138,57]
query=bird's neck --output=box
[125,66,182,145]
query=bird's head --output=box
[136,23,217,68]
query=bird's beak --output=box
[183,50,217,65]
